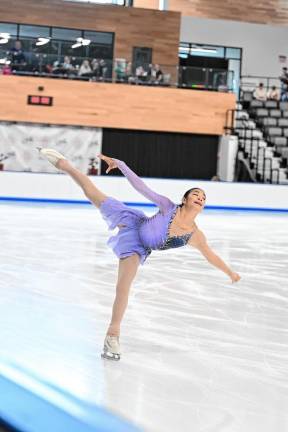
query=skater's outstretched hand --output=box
[98,154,118,174]
[230,272,241,284]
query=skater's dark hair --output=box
[180,188,206,207]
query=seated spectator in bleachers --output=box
[154,64,163,84]
[279,67,288,100]
[115,59,126,82]
[267,86,280,101]
[1,62,12,75]
[91,58,100,79]
[99,59,108,80]
[125,61,133,82]
[8,40,26,70]
[62,56,74,71]
[78,59,92,77]
[253,82,267,101]
[135,65,147,82]
[147,63,156,83]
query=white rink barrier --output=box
[0,171,288,212]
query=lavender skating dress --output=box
[99,160,193,264]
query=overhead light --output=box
[71,37,91,49]
[36,37,51,46]
[191,47,217,53]
[179,47,190,52]
[0,32,10,44]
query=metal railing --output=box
[0,50,235,91]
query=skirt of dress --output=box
[99,197,151,264]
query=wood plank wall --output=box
[0,76,235,135]
[168,0,288,25]
[0,0,180,67]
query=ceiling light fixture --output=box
[36,37,51,46]
[0,32,10,44]
[191,47,217,53]
[71,37,91,49]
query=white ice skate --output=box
[37,147,66,167]
[101,335,121,361]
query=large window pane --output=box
[0,22,18,36]
[52,27,82,41]
[19,25,50,38]
[225,47,241,59]
[88,44,113,60]
[84,31,113,44]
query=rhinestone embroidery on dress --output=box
[158,205,194,251]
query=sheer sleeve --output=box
[114,159,175,213]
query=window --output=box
[19,25,50,38]
[0,22,18,36]
[52,28,82,41]
[225,47,241,60]
[0,21,114,80]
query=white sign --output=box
[0,123,102,174]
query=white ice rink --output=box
[0,202,288,432]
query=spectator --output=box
[267,86,280,101]
[62,56,73,71]
[125,61,133,82]
[147,63,156,82]
[154,64,163,84]
[99,59,108,80]
[135,65,146,83]
[78,59,92,77]
[1,62,12,75]
[9,40,26,69]
[279,67,288,101]
[115,59,126,81]
[253,82,267,101]
[91,58,100,79]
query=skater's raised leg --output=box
[39,148,107,208]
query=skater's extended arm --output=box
[191,230,240,283]
[99,154,174,213]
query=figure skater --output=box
[38,148,241,361]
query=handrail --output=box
[271,168,280,184]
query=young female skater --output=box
[39,148,240,361]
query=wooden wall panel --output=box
[0,76,235,134]
[168,0,288,25]
[0,0,180,66]
[131,0,288,25]
[133,0,159,9]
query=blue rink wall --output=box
[0,171,288,212]
[0,361,141,432]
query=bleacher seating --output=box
[234,96,288,184]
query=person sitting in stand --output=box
[99,59,108,81]
[279,67,288,101]
[1,62,12,75]
[154,64,163,84]
[78,59,92,77]
[62,56,74,71]
[135,65,147,83]
[267,86,280,101]
[91,58,100,80]
[253,82,267,101]
[9,40,26,71]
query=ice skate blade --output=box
[101,352,121,361]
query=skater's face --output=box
[182,188,206,211]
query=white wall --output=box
[180,16,288,78]
[1,171,288,211]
